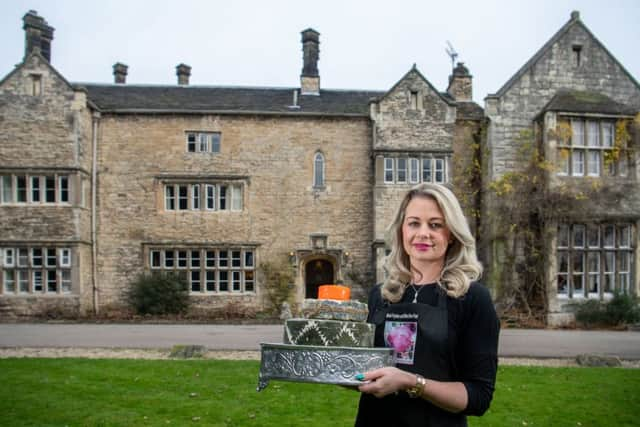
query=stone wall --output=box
[485,22,640,182]
[0,53,94,316]
[373,69,456,152]
[370,69,460,283]
[483,17,640,324]
[94,114,374,310]
[451,119,484,239]
[0,54,93,171]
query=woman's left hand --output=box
[357,367,415,398]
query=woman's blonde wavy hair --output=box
[381,183,482,303]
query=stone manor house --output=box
[1,10,639,325]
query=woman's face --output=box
[402,196,452,268]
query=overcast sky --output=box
[1,0,639,104]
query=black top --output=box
[365,281,499,416]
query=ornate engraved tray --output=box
[257,343,394,391]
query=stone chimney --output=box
[113,63,128,84]
[446,62,473,102]
[23,10,54,62]
[176,63,191,85]
[300,28,320,95]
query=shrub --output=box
[258,260,294,315]
[574,300,605,325]
[605,292,640,325]
[127,272,190,315]
[574,292,640,327]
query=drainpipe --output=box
[91,111,100,315]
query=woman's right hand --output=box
[356,367,416,398]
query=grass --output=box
[0,359,638,427]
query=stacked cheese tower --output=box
[283,285,374,347]
[258,285,392,391]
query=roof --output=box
[78,81,485,120]
[455,101,485,120]
[439,92,484,120]
[488,12,640,99]
[542,90,637,116]
[78,84,384,116]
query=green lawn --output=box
[0,358,638,427]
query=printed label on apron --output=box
[384,313,418,365]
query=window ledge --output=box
[0,293,76,298]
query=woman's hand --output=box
[357,368,470,413]
[356,367,416,398]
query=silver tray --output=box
[257,342,394,391]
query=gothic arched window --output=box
[313,152,325,188]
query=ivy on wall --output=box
[485,117,637,326]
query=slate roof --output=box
[78,84,385,116]
[78,83,484,120]
[543,90,637,116]
[440,92,484,120]
[455,101,485,120]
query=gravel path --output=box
[1,347,638,368]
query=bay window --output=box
[557,223,633,298]
[557,119,628,177]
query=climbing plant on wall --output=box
[486,116,638,326]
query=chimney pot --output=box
[176,63,191,85]
[23,10,54,62]
[113,62,128,84]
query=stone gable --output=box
[486,19,640,181]
[373,68,456,152]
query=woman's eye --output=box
[429,223,442,229]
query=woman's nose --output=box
[417,223,430,236]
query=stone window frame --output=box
[396,158,408,183]
[0,172,71,205]
[410,91,419,110]
[571,45,583,68]
[147,246,256,294]
[163,182,243,212]
[313,151,325,189]
[409,158,420,183]
[557,223,633,299]
[0,246,73,295]
[28,73,42,96]
[556,118,627,178]
[384,158,394,183]
[185,131,221,154]
[382,155,449,184]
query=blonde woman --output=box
[354,183,499,427]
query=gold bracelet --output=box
[406,374,427,398]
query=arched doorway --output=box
[305,258,334,299]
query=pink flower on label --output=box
[387,323,415,353]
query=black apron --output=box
[354,286,467,427]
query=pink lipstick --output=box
[413,243,432,251]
